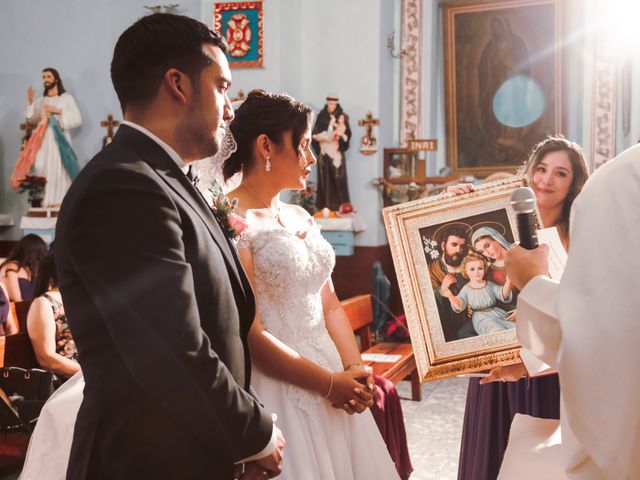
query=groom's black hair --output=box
[111,13,228,112]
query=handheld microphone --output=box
[510,187,539,250]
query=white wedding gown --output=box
[239,220,399,480]
[20,371,84,480]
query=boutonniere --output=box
[209,179,248,239]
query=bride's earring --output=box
[265,156,271,172]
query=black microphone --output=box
[510,187,539,250]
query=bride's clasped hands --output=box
[327,367,376,414]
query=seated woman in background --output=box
[0,283,19,335]
[0,234,47,301]
[27,251,79,378]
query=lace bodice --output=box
[238,220,343,372]
[238,219,344,425]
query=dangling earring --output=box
[265,156,271,172]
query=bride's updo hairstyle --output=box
[223,89,313,181]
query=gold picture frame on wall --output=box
[443,0,562,176]
[383,178,536,381]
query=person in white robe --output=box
[24,68,82,207]
[499,143,640,479]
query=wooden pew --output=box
[0,333,39,369]
[341,294,421,401]
[0,333,40,469]
[9,301,31,332]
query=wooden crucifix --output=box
[101,114,120,148]
[19,120,35,150]
[357,111,380,155]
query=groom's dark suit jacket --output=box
[55,125,272,479]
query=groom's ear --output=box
[162,68,190,105]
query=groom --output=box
[55,14,283,479]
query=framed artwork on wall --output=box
[443,0,562,176]
[214,1,264,68]
[383,177,537,381]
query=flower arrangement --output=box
[290,180,317,216]
[209,179,247,239]
[422,236,440,260]
[18,175,46,207]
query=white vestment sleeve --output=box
[516,275,562,371]
[59,94,82,130]
[518,347,553,377]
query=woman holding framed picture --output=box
[453,135,589,480]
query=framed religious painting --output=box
[214,1,264,68]
[443,0,562,176]
[383,177,538,381]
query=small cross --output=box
[19,120,35,150]
[358,112,380,153]
[101,114,120,147]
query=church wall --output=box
[207,0,398,248]
[0,0,203,240]
[297,0,393,247]
[420,0,640,175]
[1,0,398,249]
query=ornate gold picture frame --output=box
[383,178,535,381]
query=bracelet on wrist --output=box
[324,372,334,399]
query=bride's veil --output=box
[193,123,242,201]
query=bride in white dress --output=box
[225,89,399,479]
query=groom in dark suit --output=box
[55,14,284,479]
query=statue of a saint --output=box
[312,95,352,211]
[11,68,82,207]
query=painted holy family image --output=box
[419,209,518,343]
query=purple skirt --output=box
[457,375,560,480]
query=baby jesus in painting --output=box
[440,252,514,335]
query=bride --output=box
[223,89,399,479]
[20,89,399,480]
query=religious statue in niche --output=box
[11,67,82,208]
[312,94,352,211]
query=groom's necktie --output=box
[186,164,199,187]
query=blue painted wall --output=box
[0,0,201,239]
[2,1,639,243]
[1,0,396,246]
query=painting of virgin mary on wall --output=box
[443,0,561,176]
